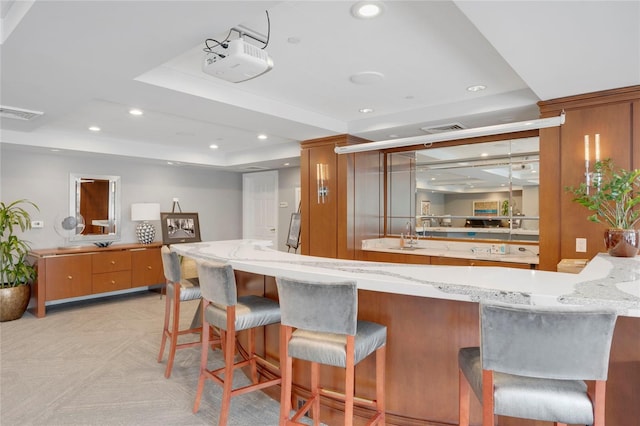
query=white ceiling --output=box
[1,1,638,171]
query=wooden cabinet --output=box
[360,250,431,265]
[44,254,92,301]
[131,247,164,286]
[431,256,534,269]
[30,243,163,317]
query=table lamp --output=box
[131,203,160,244]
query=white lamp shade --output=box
[131,203,160,221]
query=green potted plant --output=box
[566,158,640,257]
[0,199,39,321]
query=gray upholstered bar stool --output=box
[276,277,387,426]
[158,246,214,378]
[193,261,282,426]
[458,301,617,426]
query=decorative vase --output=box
[136,221,156,244]
[604,229,640,257]
[0,285,31,322]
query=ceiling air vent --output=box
[243,166,269,171]
[0,105,44,121]
[420,122,466,134]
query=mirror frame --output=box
[68,173,121,244]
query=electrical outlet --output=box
[576,238,587,252]
[31,220,44,228]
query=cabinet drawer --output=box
[45,255,92,300]
[131,248,164,286]
[92,251,131,273]
[92,271,132,293]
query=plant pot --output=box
[0,285,31,322]
[604,229,640,257]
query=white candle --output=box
[584,135,589,162]
[595,134,600,161]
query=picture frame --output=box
[160,212,201,244]
[472,200,499,216]
[420,200,431,216]
[286,212,301,251]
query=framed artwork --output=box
[420,200,431,216]
[472,200,499,216]
[160,212,201,244]
[286,212,301,251]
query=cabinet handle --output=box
[67,275,73,280]
[147,266,152,270]
[111,280,116,284]
[111,260,116,265]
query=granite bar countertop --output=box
[171,240,639,317]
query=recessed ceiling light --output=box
[257,134,268,140]
[284,162,290,166]
[359,108,374,114]
[129,108,143,116]
[388,134,399,138]
[467,85,486,92]
[351,1,385,19]
[480,152,488,157]
[209,144,219,149]
[349,71,384,85]
[89,126,101,132]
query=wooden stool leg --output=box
[482,370,495,426]
[311,361,320,426]
[376,345,386,425]
[248,327,258,384]
[218,307,236,426]
[157,284,171,363]
[459,369,470,426]
[165,285,181,378]
[344,335,355,426]
[279,326,293,426]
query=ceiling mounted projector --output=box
[202,38,274,83]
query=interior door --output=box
[243,170,278,247]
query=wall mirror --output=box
[386,137,539,242]
[68,173,121,245]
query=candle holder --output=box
[584,134,602,194]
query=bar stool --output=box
[157,246,212,378]
[193,261,282,426]
[458,301,617,426]
[275,276,387,426]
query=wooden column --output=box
[538,85,640,270]
[300,134,377,259]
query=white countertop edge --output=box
[171,240,640,317]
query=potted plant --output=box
[0,199,39,321]
[566,158,640,257]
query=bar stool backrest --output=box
[480,302,617,380]
[161,246,181,283]
[276,277,357,335]
[196,261,237,307]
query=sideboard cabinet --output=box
[29,243,164,318]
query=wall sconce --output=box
[316,163,329,203]
[584,133,602,193]
[131,202,160,244]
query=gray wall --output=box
[1,144,302,251]
[1,145,244,250]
